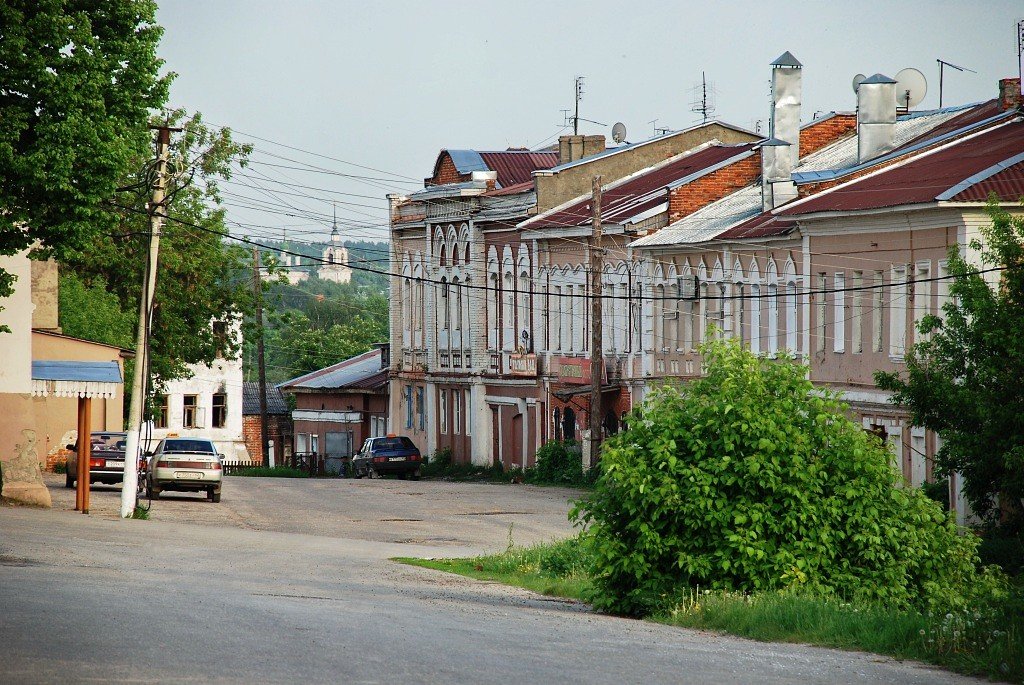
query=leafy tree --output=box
[60,109,255,389]
[574,336,979,617]
[0,1,168,304]
[876,202,1024,527]
[57,272,134,350]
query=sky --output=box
[154,1,1024,245]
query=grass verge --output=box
[395,537,1022,683]
[228,466,309,478]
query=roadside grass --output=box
[396,537,1023,683]
[128,504,150,520]
[228,466,309,478]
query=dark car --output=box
[65,432,129,488]
[351,436,422,479]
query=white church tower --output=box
[319,204,352,284]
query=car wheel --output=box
[398,471,407,480]
[65,471,74,488]
[410,470,421,481]
[207,487,215,501]
[212,491,221,503]
[367,466,378,479]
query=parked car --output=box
[351,435,422,479]
[146,437,223,502]
[65,432,130,488]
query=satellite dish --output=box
[895,68,928,109]
[611,122,627,144]
[852,73,867,93]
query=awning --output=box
[31,361,123,399]
[552,383,622,401]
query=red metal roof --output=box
[484,180,535,196]
[522,144,758,229]
[718,212,798,240]
[892,99,1003,152]
[782,119,1024,215]
[478,151,559,187]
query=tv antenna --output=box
[648,118,671,136]
[690,71,717,123]
[936,59,976,107]
[895,68,928,111]
[562,76,606,133]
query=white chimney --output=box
[857,73,897,163]
[762,51,802,211]
[761,138,797,211]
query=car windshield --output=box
[91,433,127,452]
[372,437,415,451]
[163,439,217,454]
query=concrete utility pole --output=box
[588,175,603,467]
[252,246,271,467]
[121,126,173,518]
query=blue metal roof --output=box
[31,361,122,384]
[446,150,489,174]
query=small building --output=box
[279,345,389,462]
[241,381,292,466]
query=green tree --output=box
[574,336,979,617]
[876,202,1024,527]
[60,109,255,389]
[57,272,134,350]
[0,1,168,303]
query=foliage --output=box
[59,109,256,390]
[922,479,951,511]
[979,532,1024,576]
[228,465,309,478]
[522,440,597,487]
[52,461,67,475]
[876,202,1024,526]
[0,1,169,306]
[57,273,135,350]
[128,504,150,520]
[572,336,980,618]
[420,447,510,482]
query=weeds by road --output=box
[398,537,1023,683]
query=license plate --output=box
[175,471,203,479]
[105,461,124,468]
[388,457,406,462]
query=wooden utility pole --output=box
[588,175,603,467]
[252,246,271,467]
[121,125,174,518]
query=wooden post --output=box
[82,398,91,514]
[75,397,85,511]
[588,175,603,467]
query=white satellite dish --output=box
[895,68,928,109]
[611,122,627,144]
[852,73,867,93]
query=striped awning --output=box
[31,361,123,399]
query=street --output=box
[0,475,984,685]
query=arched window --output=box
[503,270,515,351]
[440,277,450,331]
[654,284,665,349]
[666,280,679,350]
[735,284,745,346]
[750,283,762,354]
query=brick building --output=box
[241,382,292,466]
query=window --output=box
[914,261,931,343]
[734,285,745,346]
[311,433,319,454]
[405,386,413,429]
[833,273,846,353]
[851,271,863,353]
[183,395,198,428]
[465,388,472,436]
[654,284,665,349]
[153,395,169,429]
[750,284,761,354]
[786,283,798,352]
[453,390,461,434]
[816,273,827,352]
[212,393,227,428]
[872,271,884,353]
[416,387,425,431]
[889,265,908,358]
[439,390,448,433]
[767,284,778,354]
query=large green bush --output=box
[572,337,980,617]
[529,440,584,486]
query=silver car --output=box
[146,438,223,503]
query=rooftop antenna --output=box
[936,59,976,107]
[562,76,606,133]
[648,118,671,136]
[691,71,717,123]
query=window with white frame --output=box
[851,271,863,353]
[665,282,678,350]
[183,395,199,428]
[889,264,908,358]
[750,284,761,354]
[453,390,461,434]
[767,284,778,354]
[439,389,447,433]
[405,385,413,429]
[914,261,931,343]
[734,284,745,345]
[833,273,846,353]
[654,284,666,349]
[786,282,798,352]
[816,273,827,352]
[873,270,884,353]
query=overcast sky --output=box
[155,1,1024,244]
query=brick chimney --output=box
[558,135,606,165]
[999,77,1022,111]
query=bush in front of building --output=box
[573,335,986,618]
[526,440,597,487]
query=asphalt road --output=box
[0,475,985,685]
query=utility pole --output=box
[588,175,603,468]
[253,246,271,468]
[121,125,174,518]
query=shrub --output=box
[572,336,981,617]
[529,440,584,486]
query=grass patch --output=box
[128,504,150,520]
[228,466,309,478]
[396,537,1023,683]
